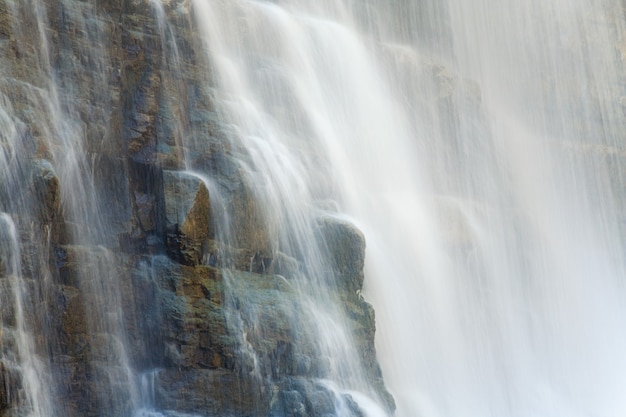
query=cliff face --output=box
[0,1,392,416]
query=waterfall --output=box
[362,2,626,416]
[191,1,391,411]
[1,0,625,416]
[191,0,626,416]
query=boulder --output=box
[316,216,366,295]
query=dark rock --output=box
[307,389,335,416]
[156,368,265,416]
[0,361,21,413]
[163,170,212,265]
[272,390,308,417]
[134,191,156,231]
[228,179,274,259]
[32,159,59,223]
[316,216,366,295]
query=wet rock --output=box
[0,361,21,413]
[270,389,308,417]
[163,170,212,265]
[0,1,394,416]
[148,258,233,370]
[134,191,156,231]
[315,217,395,412]
[145,254,359,416]
[316,216,366,295]
[307,389,335,416]
[229,180,274,258]
[32,159,59,223]
[156,368,265,416]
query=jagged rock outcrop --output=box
[163,170,213,265]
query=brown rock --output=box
[163,170,212,265]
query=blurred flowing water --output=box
[0,213,52,417]
[190,1,392,413]
[1,0,626,416]
[192,0,626,416]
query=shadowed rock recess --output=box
[0,1,393,416]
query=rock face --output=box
[0,1,393,416]
[163,170,213,265]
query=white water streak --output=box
[0,213,52,417]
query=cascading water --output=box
[190,0,626,416]
[189,2,393,413]
[363,2,626,416]
[1,0,626,416]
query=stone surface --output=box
[32,159,60,223]
[316,216,366,295]
[163,170,212,265]
[0,0,393,416]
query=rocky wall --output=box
[0,0,393,416]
